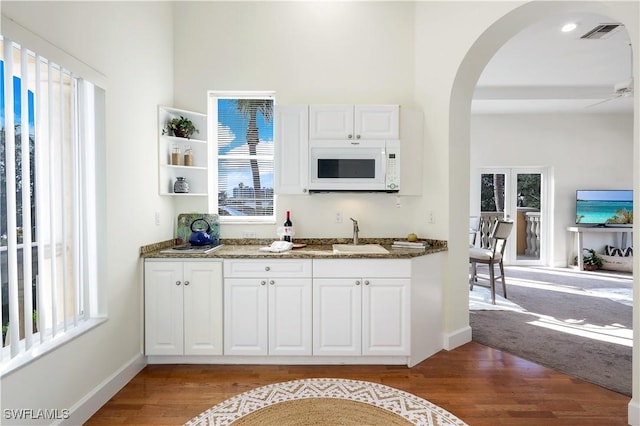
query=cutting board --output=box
[176,213,220,244]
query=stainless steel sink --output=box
[332,244,389,254]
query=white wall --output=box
[1,2,174,424]
[170,1,428,240]
[471,113,634,266]
[1,1,638,424]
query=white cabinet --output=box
[313,259,410,356]
[158,106,208,196]
[274,105,309,194]
[145,260,223,356]
[223,259,312,356]
[309,105,399,140]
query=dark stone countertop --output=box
[140,237,447,260]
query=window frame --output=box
[208,91,276,224]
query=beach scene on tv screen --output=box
[576,190,633,225]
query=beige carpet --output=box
[184,378,468,426]
[470,265,633,395]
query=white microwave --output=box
[308,140,400,192]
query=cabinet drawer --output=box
[224,259,312,278]
[313,259,410,278]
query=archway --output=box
[449,1,639,423]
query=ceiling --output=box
[472,13,634,114]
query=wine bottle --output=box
[283,211,293,242]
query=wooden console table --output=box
[566,226,632,269]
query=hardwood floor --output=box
[86,342,630,425]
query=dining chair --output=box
[469,216,480,247]
[469,219,514,304]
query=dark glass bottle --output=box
[283,210,293,242]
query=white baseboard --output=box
[58,353,147,425]
[629,398,640,426]
[442,325,472,350]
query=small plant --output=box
[582,248,603,270]
[606,208,633,225]
[163,116,198,139]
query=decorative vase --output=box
[174,177,189,193]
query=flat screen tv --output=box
[576,190,633,226]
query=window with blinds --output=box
[210,93,275,222]
[1,35,101,372]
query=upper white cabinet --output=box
[145,260,223,356]
[309,105,399,140]
[158,106,208,196]
[274,105,309,195]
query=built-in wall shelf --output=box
[158,106,208,196]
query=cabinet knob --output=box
[364,280,370,285]
[348,134,353,139]
[265,266,271,271]
[356,134,361,139]
[261,280,267,286]
[355,280,361,286]
[184,281,190,286]
[175,281,181,286]
[269,280,275,285]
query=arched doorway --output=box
[448,1,638,423]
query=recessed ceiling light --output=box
[562,22,577,32]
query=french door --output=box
[476,168,549,266]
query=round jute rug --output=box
[184,378,468,426]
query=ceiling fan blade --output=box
[586,94,621,108]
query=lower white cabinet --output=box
[145,260,223,356]
[313,259,410,356]
[223,259,312,356]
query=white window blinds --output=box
[211,94,275,221]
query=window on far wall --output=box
[209,92,275,223]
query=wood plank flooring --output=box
[86,342,630,425]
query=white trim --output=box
[59,353,147,426]
[147,355,408,365]
[442,326,472,351]
[1,15,107,89]
[0,318,107,377]
[629,398,640,426]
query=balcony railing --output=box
[477,210,540,259]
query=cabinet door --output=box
[268,278,312,355]
[354,105,399,139]
[224,278,268,355]
[362,278,410,356]
[145,262,184,355]
[183,261,223,355]
[275,105,309,194]
[309,105,354,139]
[313,278,361,356]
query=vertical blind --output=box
[1,35,95,368]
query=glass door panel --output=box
[479,172,508,248]
[515,172,542,262]
[477,168,547,265]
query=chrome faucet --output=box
[350,218,359,245]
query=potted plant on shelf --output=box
[581,248,603,271]
[163,116,199,139]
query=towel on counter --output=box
[259,241,294,253]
